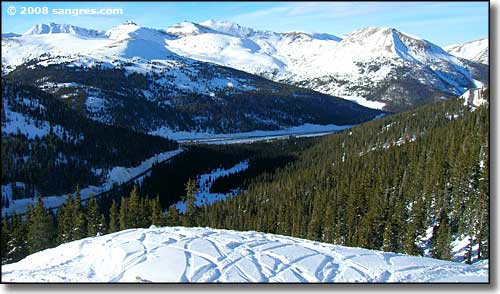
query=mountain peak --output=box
[105,22,169,41]
[123,20,138,26]
[23,23,105,38]
[199,20,268,38]
[166,21,216,36]
[281,31,342,42]
[346,26,399,38]
[340,26,433,56]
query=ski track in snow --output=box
[1,227,488,283]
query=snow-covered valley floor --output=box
[1,227,488,283]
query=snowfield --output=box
[1,226,488,283]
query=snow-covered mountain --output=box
[445,38,488,65]
[2,21,487,114]
[162,21,488,111]
[1,32,20,38]
[1,226,488,283]
[2,22,381,136]
[23,22,106,38]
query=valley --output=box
[0,8,490,283]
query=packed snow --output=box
[1,148,184,217]
[1,226,488,283]
[176,160,249,213]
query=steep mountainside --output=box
[1,226,488,282]
[2,22,381,135]
[445,38,488,65]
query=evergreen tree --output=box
[183,179,198,227]
[26,196,54,254]
[56,194,74,244]
[7,214,28,263]
[97,214,107,236]
[306,192,324,241]
[166,205,180,226]
[151,195,163,226]
[109,200,119,233]
[1,218,11,264]
[127,186,140,228]
[119,197,128,230]
[86,194,100,237]
[72,188,86,240]
[432,217,452,260]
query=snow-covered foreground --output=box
[1,227,488,283]
[1,148,184,217]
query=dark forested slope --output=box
[192,93,489,262]
[2,81,178,197]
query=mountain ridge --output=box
[2,21,488,113]
[445,38,488,65]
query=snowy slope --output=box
[1,226,488,283]
[2,98,76,140]
[3,21,382,134]
[165,20,341,83]
[164,22,487,111]
[2,21,487,113]
[445,38,488,65]
[2,22,175,69]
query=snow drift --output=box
[1,227,488,283]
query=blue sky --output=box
[1,1,488,46]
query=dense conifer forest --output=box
[1,95,489,265]
[192,97,490,262]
